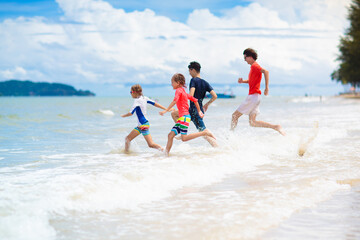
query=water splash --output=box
[298,121,319,157]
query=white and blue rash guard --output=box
[131,95,155,126]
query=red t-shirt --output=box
[173,87,198,117]
[248,62,262,95]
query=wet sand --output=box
[264,183,360,239]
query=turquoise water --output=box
[1,96,360,239]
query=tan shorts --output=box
[236,94,261,115]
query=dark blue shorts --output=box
[189,107,206,131]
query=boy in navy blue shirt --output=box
[171,61,218,147]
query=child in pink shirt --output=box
[160,73,216,156]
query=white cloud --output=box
[0,0,351,95]
[75,64,100,81]
[187,3,290,29]
[0,66,45,80]
[256,0,351,29]
[0,66,27,79]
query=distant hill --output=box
[0,80,95,96]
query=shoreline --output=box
[338,93,360,99]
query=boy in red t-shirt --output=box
[160,73,216,156]
[231,48,285,135]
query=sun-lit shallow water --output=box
[0,95,359,240]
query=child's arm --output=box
[238,77,249,84]
[159,101,176,116]
[188,95,204,118]
[154,102,174,111]
[261,68,269,95]
[203,90,217,112]
[189,87,196,96]
[121,112,132,118]
[194,101,204,118]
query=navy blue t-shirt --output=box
[189,77,213,112]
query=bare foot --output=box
[204,136,218,147]
[203,129,216,139]
[275,125,286,136]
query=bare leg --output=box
[203,129,218,147]
[171,111,183,140]
[143,134,163,152]
[125,129,140,153]
[249,113,286,135]
[171,110,179,123]
[165,131,176,156]
[181,129,215,142]
[231,110,243,130]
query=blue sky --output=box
[0,0,251,22]
[0,0,60,20]
[0,0,352,96]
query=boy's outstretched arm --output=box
[238,77,249,84]
[121,112,132,117]
[160,101,176,116]
[261,68,269,95]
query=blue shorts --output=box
[134,121,150,136]
[189,108,206,131]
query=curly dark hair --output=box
[243,48,258,60]
[188,61,201,73]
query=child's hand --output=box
[203,103,209,112]
[159,110,166,116]
[264,87,269,96]
[199,111,204,118]
[238,77,244,83]
[170,108,176,112]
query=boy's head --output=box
[188,61,201,73]
[130,84,142,97]
[243,48,258,61]
[171,73,186,89]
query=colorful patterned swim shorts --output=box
[171,115,191,135]
[134,121,150,136]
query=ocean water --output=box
[0,95,359,240]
